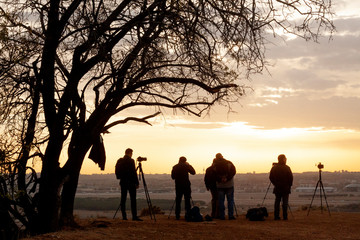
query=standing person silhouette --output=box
[269,154,293,220]
[171,156,196,220]
[213,153,236,220]
[116,148,142,221]
[204,159,219,219]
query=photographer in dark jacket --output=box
[171,156,196,220]
[116,148,142,221]
[269,154,293,220]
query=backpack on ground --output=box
[186,206,203,222]
[246,207,268,221]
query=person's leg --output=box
[218,188,226,220]
[120,184,128,220]
[282,194,289,220]
[129,185,139,220]
[274,193,281,220]
[184,187,192,220]
[175,187,183,219]
[210,188,219,218]
[227,187,235,219]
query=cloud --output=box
[237,95,360,130]
[265,17,360,72]
[279,68,346,91]
[161,121,227,130]
[235,11,360,131]
[334,1,360,18]
[333,17,360,34]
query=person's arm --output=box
[288,167,293,187]
[187,163,196,175]
[171,166,176,180]
[204,169,209,190]
[228,162,236,179]
[131,159,139,186]
[269,167,275,185]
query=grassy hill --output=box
[23,210,360,240]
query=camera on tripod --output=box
[308,161,331,216]
[317,162,324,170]
[137,156,147,162]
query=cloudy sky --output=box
[79,0,360,175]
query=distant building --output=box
[344,183,360,192]
[295,186,335,193]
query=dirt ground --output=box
[23,210,360,240]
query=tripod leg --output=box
[307,180,320,216]
[145,188,155,220]
[168,199,176,219]
[320,181,323,213]
[234,201,238,217]
[140,169,156,221]
[320,181,331,216]
[113,200,121,219]
[190,196,195,207]
[262,182,272,206]
[288,204,294,219]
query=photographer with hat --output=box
[269,154,293,220]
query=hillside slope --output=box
[24,210,360,240]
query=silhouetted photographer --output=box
[171,156,196,220]
[213,153,236,220]
[269,154,293,220]
[115,148,142,221]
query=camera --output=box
[317,162,324,169]
[272,162,278,166]
[137,156,147,162]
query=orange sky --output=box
[72,118,360,175]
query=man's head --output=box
[278,154,287,164]
[125,148,133,157]
[215,153,223,160]
[179,156,187,163]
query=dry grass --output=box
[23,210,360,240]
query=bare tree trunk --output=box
[36,140,64,233]
[37,172,62,233]
[59,171,80,227]
[59,159,84,227]
[59,129,93,227]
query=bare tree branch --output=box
[103,111,161,132]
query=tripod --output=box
[137,161,156,221]
[307,168,331,216]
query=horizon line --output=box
[79,170,360,176]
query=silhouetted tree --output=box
[0,23,41,235]
[0,0,334,234]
